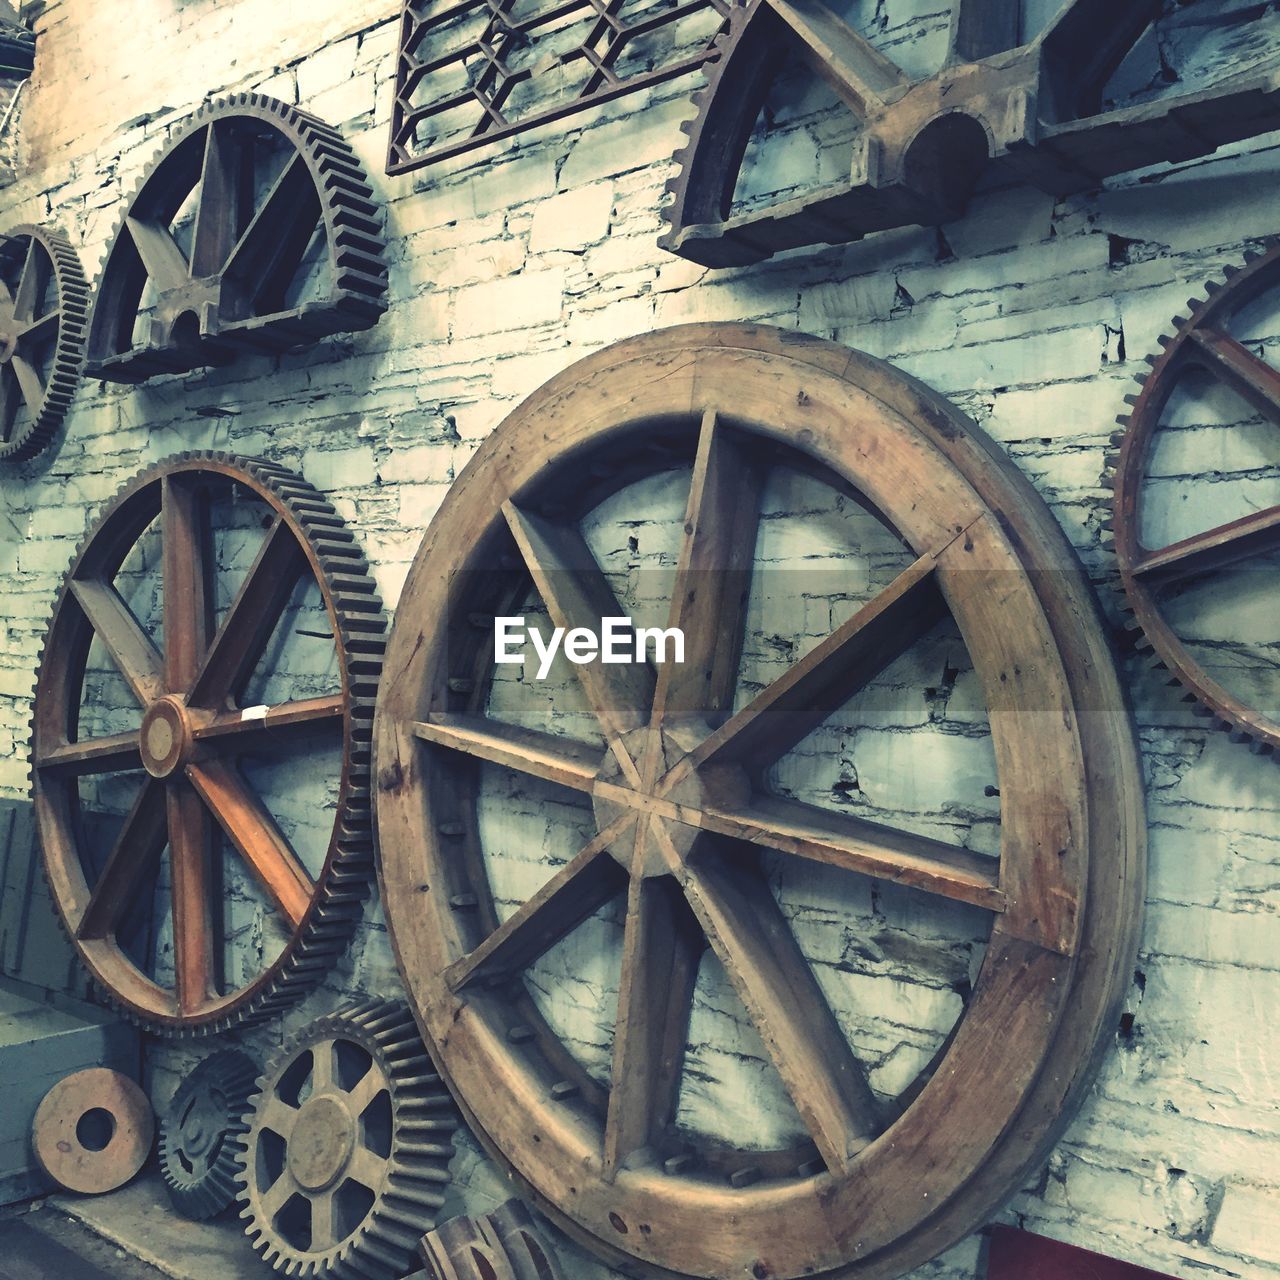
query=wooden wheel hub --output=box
[375,326,1145,1280]
[139,697,199,778]
[288,1095,356,1191]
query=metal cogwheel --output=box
[1110,240,1280,754]
[238,999,457,1280]
[0,223,88,463]
[160,1049,259,1219]
[85,92,387,384]
[31,451,385,1035]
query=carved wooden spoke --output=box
[32,454,385,1034]
[0,224,87,463]
[662,0,1280,266]
[1114,242,1280,753]
[375,326,1146,1279]
[85,95,387,384]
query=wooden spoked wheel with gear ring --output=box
[375,325,1146,1280]
[32,453,384,1035]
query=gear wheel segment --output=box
[32,451,386,1035]
[1111,240,1280,754]
[0,223,87,463]
[85,93,387,383]
[160,1049,258,1219]
[238,999,457,1280]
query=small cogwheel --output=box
[160,1049,259,1219]
[238,999,457,1279]
[1110,239,1280,755]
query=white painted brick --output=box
[453,268,566,337]
[529,182,614,254]
[1213,1183,1280,1265]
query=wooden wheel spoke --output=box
[309,1188,337,1248]
[13,238,49,322]
[701,794,1005,912]
[260,1097,301,1141]
[190,121,247,278]
[10,354,44,414]
[125,216,191,292]
[411,714,603,793]
[162,475,214,692]
[651,409,762,734]
[684,553,947,776]
[444,819,633,993]
[36,731,143,777]
[311,1039,336,1092]
[194,694,346,743]
[18,309,58,347]
[260,1169,300,1218]
[1133,504,1280,586]
[1187,328,1280,426]
[503,501,656,743]
[223,154,321,307]
[346,1146,388,1192]
[764,0,906,115]
[346,1066,387,1116]
[603,876,703,1177]
[187,516,308,709]
[948,0,1019,63]
[168,779,218,1014]
[1035,0,1158,116]
[678,843,883,1169]
[69,578,165,707]
[186,759,315,930]
[76,778,167,939]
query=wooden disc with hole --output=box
[374,324,1147,1280]
[32,1068,154,1195]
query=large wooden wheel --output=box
[32,453,384,1035]
[375,325,1145,1279]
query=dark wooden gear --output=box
[420,1200,565,1280]
[374,324,1147,1280]
[0,223,87,463]
[32,452,386,1035]
[160,1049,259,1219]
[661,0,1280,267]
[1111,240,1280,755]
[85,94,387,383]
[237,999,457,1280]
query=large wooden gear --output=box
[1112,241,1280,755]
[374,325,1146,1279]
[85,94,387,383]
[661,0,1280,267]
[32,452,385,1035]
[0,223,87,463]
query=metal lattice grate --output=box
[386,0,734,175]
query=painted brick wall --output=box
[0,1,1277,1278]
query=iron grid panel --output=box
[387,0,734,174]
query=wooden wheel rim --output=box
[33,452,383,1035]
[375,325,1145,1279]
[1113,241,1280,752]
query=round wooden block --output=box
[32,1068,154,1195]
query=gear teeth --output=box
[30,453,386,1035]
[84,94,387,385]
[239,1001,458,1278]
[0,224,88,465]
[1107,241,1280,758]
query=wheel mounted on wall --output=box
[31,452,385,1035]
[1111,240,1280,754]
[85,94,387,384]
[0,223,87,464]
[374,325,1147,1279]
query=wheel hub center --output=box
[139,697,195,779]
[288,1095,355,1192]
[592,724,748,876]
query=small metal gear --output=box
[85,93,387,384]
[1110,239,1280,754]
[32,451,386,1035]
[160,1050,258,1219]
[0,223,88,463]
[238,999,457,1280]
